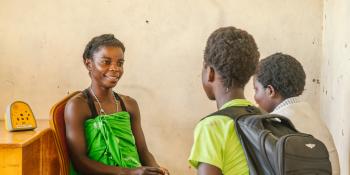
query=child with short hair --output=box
[188,26,260,175]
[253,53,340,175]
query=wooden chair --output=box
[49,91,80,175]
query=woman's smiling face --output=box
[87,46,125,88]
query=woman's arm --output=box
[124,96,160,167]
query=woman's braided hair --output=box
[83,34,125,60]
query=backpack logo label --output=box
[305,143,316,149]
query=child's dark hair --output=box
[83,34,125,60]
[256,53,306,98]
[204,26,260,88]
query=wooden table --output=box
[0,120,60,175]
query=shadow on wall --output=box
[119,84,156,97]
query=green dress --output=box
[70,112,141,174]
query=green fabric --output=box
[188,99,253,175]
[70,111,141,175]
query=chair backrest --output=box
[49,91,81,175]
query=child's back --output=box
[188,26,260,175]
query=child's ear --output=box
[266,85,277,97]
[208,66,215,82]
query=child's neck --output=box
[215,87,245,109]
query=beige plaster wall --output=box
[322,0,350,174]
[0,0,323,174]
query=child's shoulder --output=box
[198,115,233,129]
[194,115,236,140]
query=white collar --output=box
[273,96,302,112]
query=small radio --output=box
[4,101,37,131]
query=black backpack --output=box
[205,105,332,175]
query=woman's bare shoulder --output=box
[65,92,91,121]
[118,93,139,115]
[118,93,137,105]
[66,92,87,106]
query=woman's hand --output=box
[159,167,170,175]
[128,166,166,175]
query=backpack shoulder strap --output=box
[202,105,262,121]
